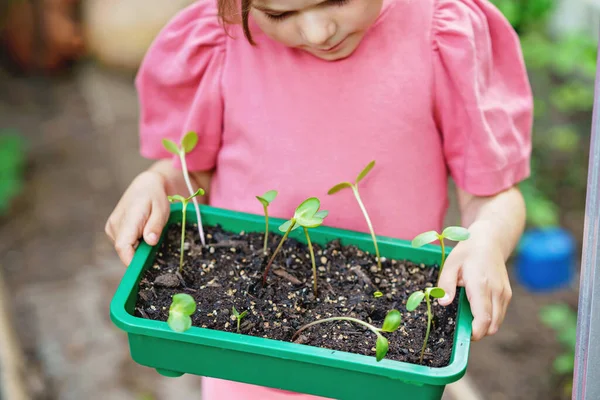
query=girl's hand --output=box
[436,222,513,341]
[105,170,170,266]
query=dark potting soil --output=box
[134,223,459,367]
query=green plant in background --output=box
[539,303,577,397]
[231,306,248,334]
[167,293,197,332]
[328,160,382,270]
[0,130,26,216]
[263,197,328,295]
[256,190,278,254]
[163,132,207,246]
[292,310,402,362]
[406,287,446,364]
[411,226,470,285]
[167,188,205,274]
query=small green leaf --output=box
[232,306,239,317]
[162,139,180,155]
[441,226,470,242]
[356,160,375,183]
[296,216,324,228]
[279,219,299,233]
[294,198,320,220]
[181,131,199,153]
[188,188,205,200]
[428,287,446,299]
[373,291,383,298]
[167,314,192,333]
[239,311,248,319]
[168,195,186,203]
[261,190,278,204]
[328,182,353,195]
[314,210,329,219]
[406,291,425,311]
[170,293,197,315]
[381,310,401,333]
[411,231,439,248]
[375,335,389,362]
[553,353,574,375]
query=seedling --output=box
[411,226,470,285]
[373,291,383,298]
[262,198,328,295]
[167,293,197,332]
[163,131,206,246]
[406,287,446,364]
[256,190,278,254]
[232,306,249,334]
[168,188,205,273]
[328,160,381,270]
[292,310,402,362]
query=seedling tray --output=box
[110,204,473,400]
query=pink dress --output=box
[135,0,533,398]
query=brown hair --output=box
[218,0,255,45]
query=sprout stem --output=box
[419,294,432,364]
[263,219,295,284]
[292,316,382,341]
[237,317,241,333]
[352,186,381,270]
[437,236,446,286]
[179,201,188,274]
[179,152,205,246]
[263,205,269,254]
[304,227,318,296]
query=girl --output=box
[105,0,532,398]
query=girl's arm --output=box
[437,185,526,341]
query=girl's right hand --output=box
[105,170,171,266]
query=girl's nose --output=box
[299,12,337,46]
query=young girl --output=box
[105,0,532,398]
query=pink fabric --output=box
[135,0,532,398]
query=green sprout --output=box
[163,131,206,246]
[411,226,470,285]
[256,190,278,254]
[373,291,383,298]
[262,198,328,295]
[167,188,205,273]
[292,310,402,362]
[328,160,381,270]
[406,287,446,364]
[167,293,197,332]
[232,306,249,334]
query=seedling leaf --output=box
[162,139,180,155]
[381,310,401,333]
[181,132,198,153]
[168,195,186,203]
[429,287,446,299]
[239,311,248,318]
[295,198,320,220]
[553,353,575,375]
[279,219,299,232]
[167,294,197,333]
[373,291,383,298]
[262,190,278,203]
[356,160,375,183]
[296,216,324,228]
[232,306,239,318]
[314,210,329,219]
[375,335,389,362]
[442,226,470,241]
[328,182,353,195]
[167,314,192,333]
[411,231,439,248]
[189,188,205,199]
[407,291,425,311]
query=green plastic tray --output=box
[110,204,473,399]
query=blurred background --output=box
[0,0,595,399]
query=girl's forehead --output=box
[252,0,326,11]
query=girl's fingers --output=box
[115,208,149,266]
[143,198,170,246]
[436,260,459,306]
[488,291,503,336]
[466,279,493,341]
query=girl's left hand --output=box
[435,232,512,341]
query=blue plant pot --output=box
[515,228,576,292]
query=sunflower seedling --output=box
[168,188,205,273]
[232,306,249,334]
[328,160,381,270]
[262,198,328,295]
[411,226,470,285]
[163,131,206,246]
[406,287,446,364]
[256,190,278,254]
[167,293,197,333]
[292,310,402,362]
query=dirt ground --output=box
[0,63,582,399]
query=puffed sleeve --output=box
[433,0,533,196]
[135,1,226,171]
